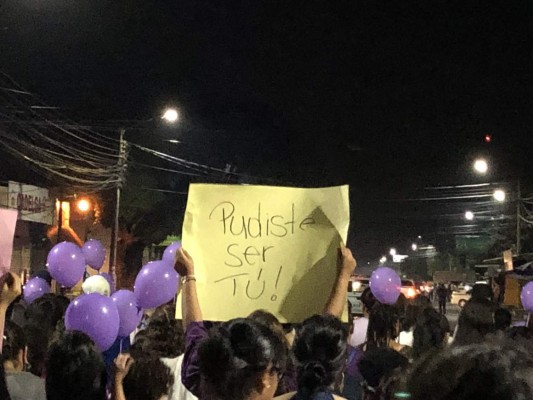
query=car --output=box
[451,284,473,307]
[348,276,370,315]
[400,279,420,299]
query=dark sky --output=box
[1,0,533,261]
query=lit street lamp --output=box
[389,248,397,256]
[77,198,91,213]
[379,256,387,264]
[465,211,474,221]
[411,243,418,251]
[493,189,506,202]
[162,108,179,123]
[473,159,488,174]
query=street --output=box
[441,302,461,331]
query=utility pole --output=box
[516,180,522,256]
[109,128,127,291]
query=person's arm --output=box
[114,354,134,400]
[324,244,356,317]
[0,272,22,351]
[175,248,205,397]
[175,248,202,329]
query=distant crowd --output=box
[1,246,532,400]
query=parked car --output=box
[451,284,473,307]
[348,276,370,315]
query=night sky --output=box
[1,0,533,261]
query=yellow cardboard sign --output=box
[178,184,350,322]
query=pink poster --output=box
[0,208,18,276]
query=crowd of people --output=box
[0,245,533,400]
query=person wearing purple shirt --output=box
[175,245,357,400]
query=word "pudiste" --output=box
[209,201,316,239]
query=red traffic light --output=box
[484,134,492,143]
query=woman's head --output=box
[358,348,408,400]
[412,308,448,358]
[198,318,287,400]
[24,293,69,332]
[360,287,378,315]
[248,309,285,339]
[367,304,400,349]
[454,298,496,346]
[46,331,107,400]
[123,356,174,400]
[494,308,512,331]
[405,340,533,400]
[293,314,347,398]
[2,321,26,371]
[131,304,184,359]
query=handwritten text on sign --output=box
[179,184,349,322]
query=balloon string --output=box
[119,338,123,354]
[527,313,531,328]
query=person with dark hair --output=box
[412,308,449,359]
[436,284,448,315]
[404,340,533,399]
[453,298,496,346]
[1,273,22,351]
[23,294,69,333]
[277,314,347,400]
[46,331,107,400]
[398,296,434,347]
[248,309,297,396]
[2,320,46,400]
[129,303,194,400]
[0,273,21,400]
[0,361,10,400]
[349,288,377,348]
[358,348,408,400]
[366,304,405,354]
[198,318,287,400]
[131,304,185,359]
[114,353,174,400]
[471,283,493,302]
[178,245,356,399]
[494,307,512,332]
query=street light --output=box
[162,108,179,123]
[389,248,397,256]
[77,198,91,213]
[473,159,488,174]
[465,211,474,221]
[110,109,180,290]
[411,243,418,251]
[493,189,506,202]
[379,256,387,264]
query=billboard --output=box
[8,181,54,225]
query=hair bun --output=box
[300,361,328,389]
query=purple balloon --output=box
[520,282,533,312]
[370,267,401,305]
[65,293,119,351]
[162,241,182,266]
[47,242,86,288]
[82,240,106,270]
[24,277,51,304]
[134,261,179,309]
[111,290,142,337]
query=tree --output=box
[102,171,186,288]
